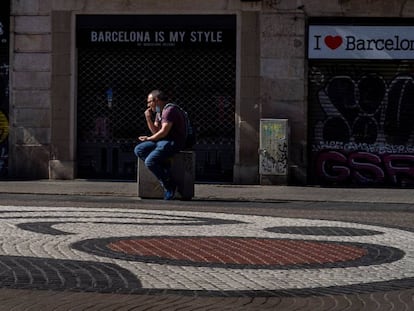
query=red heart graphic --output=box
[324,35,343,50]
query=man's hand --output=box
[144,108,153,119]
[138,136,149,141]
[144,108,161,134]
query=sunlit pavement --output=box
[0,192,412,310]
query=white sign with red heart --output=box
[308,25,414,59]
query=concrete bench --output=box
[137,151,195,200]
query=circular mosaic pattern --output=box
[0,206,412,297]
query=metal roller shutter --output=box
[308,60,414,187]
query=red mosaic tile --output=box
[107,237,367,266]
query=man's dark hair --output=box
[150,89,169,102]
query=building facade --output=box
[3,0,414,187]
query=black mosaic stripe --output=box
[266,226,383,236]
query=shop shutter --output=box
[308,60,414,187]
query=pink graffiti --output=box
[316,151,414,185]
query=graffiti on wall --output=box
[310,69,414,187]
[259,119,288,175]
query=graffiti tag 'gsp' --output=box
[313,73,414,186]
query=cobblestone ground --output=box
[0,195,412,310]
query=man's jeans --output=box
[134,140,179,191]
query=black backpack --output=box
[165,103,196,149]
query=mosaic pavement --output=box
[0,205,413,298]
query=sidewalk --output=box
[0,179,413,309]
[0,179,413,204]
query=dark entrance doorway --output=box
[76,15,236,182]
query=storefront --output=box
[75,14,236,182]
[308,19,414,187]
[7,1,414,187]
[7,0,261,183]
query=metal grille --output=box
[77,47,236,181]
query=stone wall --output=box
[10,5,51,178]
[9,0,263,181]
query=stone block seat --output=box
[137,151,195,200]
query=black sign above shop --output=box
[76,15,236,49]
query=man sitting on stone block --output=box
[134,89,186,200]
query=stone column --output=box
[259,9,307,184]
[10,3,52,178]
[234,11,261,184]
[49,11,75,179]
